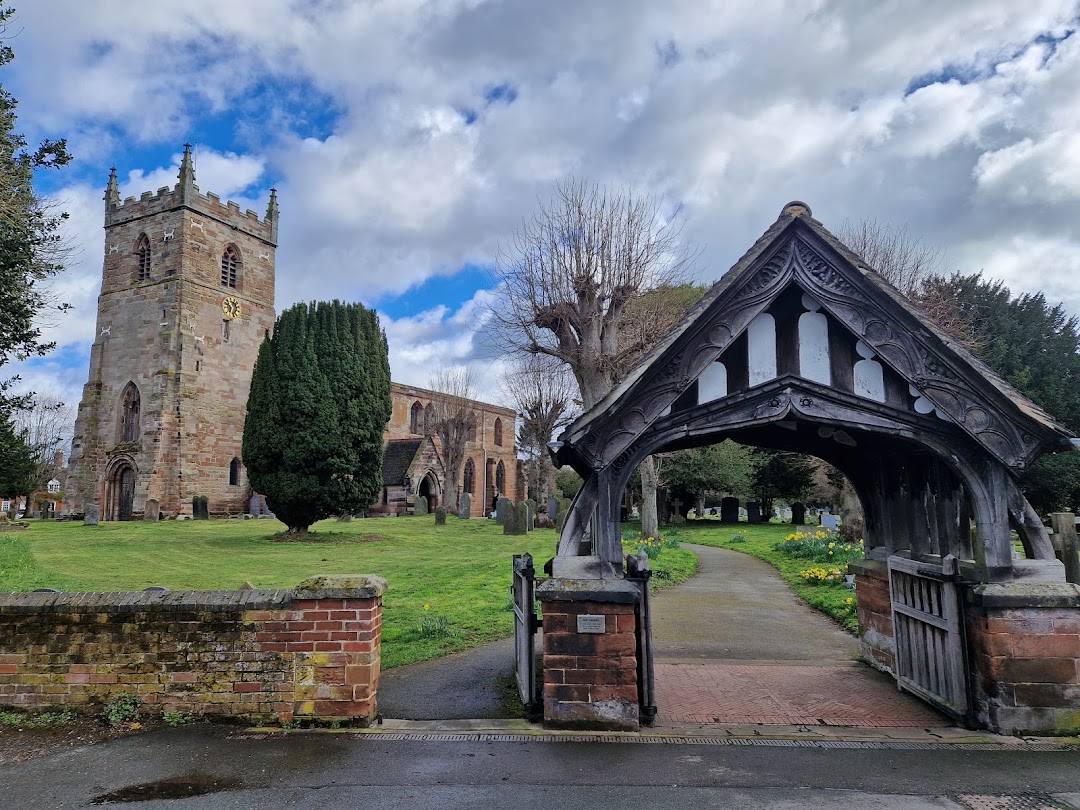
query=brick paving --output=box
[651,544,953,728]
[653,662,946,727]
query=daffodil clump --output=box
[417,603,451,637]
[773,529,863,564]
[799,566,845,585]
[624,534,680,560]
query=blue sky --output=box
[6,0,1080,428]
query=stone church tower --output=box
[67,146,277,519]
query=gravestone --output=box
[821,512,841,531]
[458,492,472,520]
[434,506,447,525]
[720,497,739,523]
[193,496,209,520]
[525,500,535,531]
[84,504,100,526]
[249,494,264,516]
[670,498,686,525]
[496,497,512,525]
[548,498,559,520]
[791,501,806,525]
[747,501,762,524]
[143,499,160,522]
[414,495,428,515]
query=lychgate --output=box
[531,202,1080,735]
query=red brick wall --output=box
[538,584,640,731]
[965,584,1080,735]
[0,576,385,726]
[850,560,896,675]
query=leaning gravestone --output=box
[414,495,428,515]
[747,501,762,524]
[84,504,100,526]
[144,499,160,522]
[458,492,472,520]
[791,501,806,525]
[720,497,739,524]
[496,497,512,525]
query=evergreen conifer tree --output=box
[243,301,391,533]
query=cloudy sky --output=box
[7,0,1080,423]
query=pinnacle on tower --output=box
[104,167,120,208]
[266,187,279,243]
[177,143,196,203]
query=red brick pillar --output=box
[277,575,386,726]
[848,559,896,675]
[536,578,640,731]
[965,582,1080,735]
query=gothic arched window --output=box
[410,401,423,434]
[467,411,478,442]
[424,403,434,434]
[221,245,239,288]
[495,460,505,494]
[463,458,475,495]
[229,457,241,486]
[493,417,503,447]
[119,383,141,443]
[135,234,151,280]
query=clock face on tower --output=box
[221,296,242,320]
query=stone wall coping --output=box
[0,574,389,615]
[848,558,888,579]
[969,582,1080,609]
[291,575,388,600]
[0,589,291,614]
[536,578,640,604]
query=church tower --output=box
[67,146,277,519]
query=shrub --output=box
[162,710,195,727]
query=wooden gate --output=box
[512,553,540,717]
[887,554,969,719]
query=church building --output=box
[66,150,517,520]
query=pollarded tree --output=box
[242,301,391,533]
[501,354,577,511]
[426,366,479,513]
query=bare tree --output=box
[501,354,577,511]
[427,366,479,513]
[11,393,73,488]
[489,179,699,538]
[836,218,945,297]
[491,178,696,410]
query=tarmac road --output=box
[2,724,1079,809]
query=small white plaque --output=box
[577,614,606,634]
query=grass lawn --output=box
[0,516,696,669]
[647,520,861,633]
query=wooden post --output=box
[1049,513,1080,584]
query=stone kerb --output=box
[537,577,641,732]
[0,574,387,727]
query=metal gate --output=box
[887,553,969,719]
[626,554,656,723]
[512,553,541,718]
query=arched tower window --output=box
[119,383,141,443]
[135,234,151,280]
[410,401,423,434]
[221,245,240,288]
[467,411,478,442]
[229,457,241,486]
[424,403,434,434]
[463,458,475,495]
[493,417,503,447]
[495,460,505,494]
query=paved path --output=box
[650,543,948,727]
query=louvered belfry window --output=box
[221,245,239,288]
[136,235,151,280]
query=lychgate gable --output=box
[552,202,1073,583]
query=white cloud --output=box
[4,0,1080,416]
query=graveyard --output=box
[0,514,698,670]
